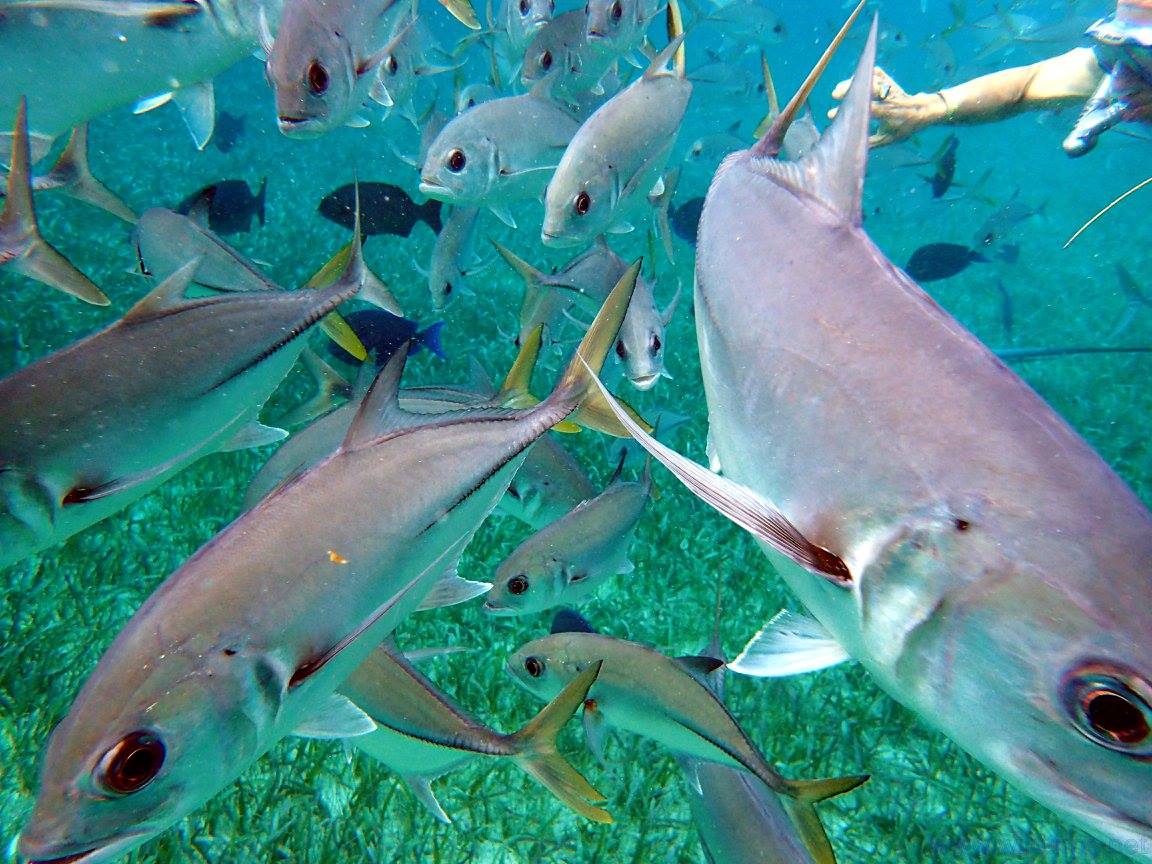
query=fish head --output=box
[19,638,285,864]
[485,551,568,615]
[521,26,570,86]
[884,523,1152,857]
[506,633,590,700]
[584,0,632,52]
[613,281,668,391]
[420,123,498,205]
[542,157,615,248]
[266,2,362,138]
[506,0,554,46]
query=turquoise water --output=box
[2,0,1151,861]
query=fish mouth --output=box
[20,831,151,864]
[482,601,516,616]
[277,116,325,138]
[418,179,454,200]
[540,229,580,248]
[630,373,660,391]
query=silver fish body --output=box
[521,10,616,103]
[427,204,479,309]
[133,207,277,291]
[485,472,649,615]
[688,20,1152,860]
[499,0,554,54]
[500,433,596,529]
[584,0,660,60]
[419,91,580,209]
[2,0,266,161]
[542,40,690,246]
[0,266,355,570]
[266,0,402,136]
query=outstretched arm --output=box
[829,48,1105,146]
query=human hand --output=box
[828,66,945,147]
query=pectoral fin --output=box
[415,568,493,611]
[293,692,377,738]
[728,610,851,678]
[583,364,853,586]
[582,699,610,765]
[219,421,288,452]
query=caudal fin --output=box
[1,98,108,305]
[47,124,137,223]
[508,660,612,823]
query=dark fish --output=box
[927,133,958,198]
[318,183,442,237]
[326,309,446,366]
[670,196,704,244]
[904,242,986,282]
[176,178,267,235]
[212,110,245,153]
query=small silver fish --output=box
[427,205,479,309]
[369,16,459,126]
[498,0,555,54]
[485,464,649,615]
[542,36,691,246]
[341,640,610,823]
[265,0,405,136]
[521,10,618,103]
[585,0,660,60]
[419,84,580,222]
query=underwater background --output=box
[2,0,1151,861]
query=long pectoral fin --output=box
[415,568,492,611]
[584,363,852,586]
[728,610,851,678]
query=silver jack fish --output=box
[0,98,107,306]
[541,35,690,247]
[593,9,1152,861]
[18,262,641,864]
[0,237,372,571]
[507,617,867,859]
[485,462,650,616]
[341,641,610,823]
[2,0,270,160]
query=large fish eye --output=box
[524,656,545,678]
[540,50,553,71]
[574,190,591,216]
[97,730,166,795]
[508,575,530,595]
[443,282,453,297]
[447,149,467,172]
[518,0,529,14]
[615,338,628,359]
[610,0,622,20]
[1061,662,1152,755]
[306,60,330,95]
[650,333,662,355]
[386,55,398,75]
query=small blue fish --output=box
[326,309,447,366]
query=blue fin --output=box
[413,321,447,359]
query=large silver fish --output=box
[2,0,268,160]
[507,623,867,859]
[485,463,649,616]
[17,263,640,864]
[0,98,107,305]
[341,641,610,823]
[0,242,373,571]
[596,13,1152,861]
[541,36,690,246]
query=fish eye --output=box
[1061,662,1152,755]
[519,0,529,14]
[386,55,398,75]
[610,0,622,20]
[443,282,453,296]
[982,232,995,247]
[507,574,530,595]
[650,333,662,354]
[447,149,467,172]
[773,21,783,35]
[97,730,166,795]
[306,60,329,95]
[574,190,591,215]
[524,655,545,678]
[615,339,628,359]
[540,49,553,71]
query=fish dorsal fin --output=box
[122,257,202,321]
[340,346,421,451]
[674,654,725,682]
[643,33,685,81]
[753,12,874,226]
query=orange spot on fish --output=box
[328,550,349,564]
